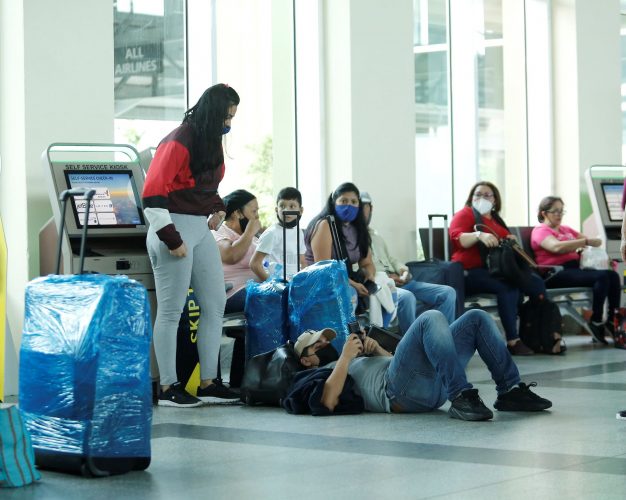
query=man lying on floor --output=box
[281,309,552,420]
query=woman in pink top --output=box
[213,189,262,314]
[531,196,621,345]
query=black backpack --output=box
[519,298,563,353]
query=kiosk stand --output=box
[583,165,626,306]
[39,143,159,385]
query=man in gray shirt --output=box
[293,309,552,421]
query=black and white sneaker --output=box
[197,379,241,404]
[494,382,552,411]
[448,389,493,421]
[588,321,609,345]
[158,382,203,408]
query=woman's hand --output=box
[350,280,369,296]
[478,232,499,248]
[585,237,602,247]
[208,211,225,230]
[244,216,262,236]
[169,243,187,258]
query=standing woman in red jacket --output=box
[142,84,240,407]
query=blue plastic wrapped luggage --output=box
[288,259,353,350]
[19,273,152,476]
[244,279,289,358]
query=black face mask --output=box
[315,344,340,366]
[277,213,301,229]
[239,216,249,232]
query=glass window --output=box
[415,0,539,234]
[113,0,185,151]
[413,0,452,256]
[210,0,275,227]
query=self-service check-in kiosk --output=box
[583,165,626,305]
[39,143,159,382]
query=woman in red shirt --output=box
[531,196,621,346]
[142,84,241,407]
[450,182,547,355]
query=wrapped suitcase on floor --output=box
[18,188,152,477]
[287,259,353,351]
[244,210,302,359]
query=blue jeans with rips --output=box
[385,309,521,412]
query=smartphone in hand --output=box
[363,279,382,295]
[348,320,365,343]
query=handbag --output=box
[580,246,609,270]
[240,342,302,406]
[0,405,41,488]
[475,224,537,287]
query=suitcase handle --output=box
[55,188,96,275]
[281,210,301,283]
[427,214,449,261]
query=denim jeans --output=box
[465,268,546,341]
[546,265,621,322]
[403,280,456,325]
[385,309,521,412]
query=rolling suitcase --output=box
[407,214,465,318]
[244,210,301,359]
[19,188,152,477]
[287,215,354,349]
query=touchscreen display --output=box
[601,183,624,222]
[65,170,145,228]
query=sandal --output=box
[550,337,567,355]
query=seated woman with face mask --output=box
[304,182,378,313]
[449,181,548,356]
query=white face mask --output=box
[472,198,493,215]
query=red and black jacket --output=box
[142,123,226,249]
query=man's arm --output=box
[321,335,362,411]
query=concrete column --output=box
[0,0,113,394]
[552,0,621,226]
[323,0,417,260]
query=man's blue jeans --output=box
[385,309,521,412]
[396,281,457,333]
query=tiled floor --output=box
[5,334,626,499]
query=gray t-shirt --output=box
[328,356,392,413]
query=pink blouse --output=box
[213,224,259,298]
[530,223,580,266]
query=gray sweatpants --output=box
[147,213,226,386]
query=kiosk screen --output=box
[600,182,624,222]
[65,170,145,228]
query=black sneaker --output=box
[448,389,493,421]
[197,379,240,404]
[158,382,203,408]
[588,321,608,345]
[494,382,552,411]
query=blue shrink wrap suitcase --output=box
[18,187,152,477]
[287,259,353,350]
[19,273,153,477]
[244,210,302,359]
[245,279,289,358]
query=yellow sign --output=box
[0,216,7,401]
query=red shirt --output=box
[449,206,510,270]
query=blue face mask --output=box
[222,126,231,135]
[335,204,359,223]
